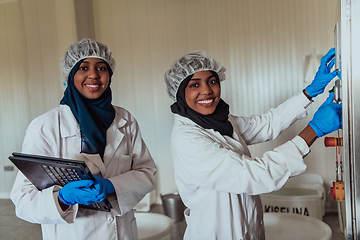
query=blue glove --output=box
[58,180,106,206]
[305,48,337,98]
[94,175,115,194]
[337,70,341,80]
[308,92,342,137]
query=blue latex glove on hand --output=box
[94,175,115,194]
[305,48,338,98]
[58,180,106,206]
[308,92,342,137]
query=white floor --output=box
[0,199,343,240]
[0,199,185,240]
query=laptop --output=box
[9,152,112,212]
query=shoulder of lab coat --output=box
[230,91,312,145]
[171,113,308,196]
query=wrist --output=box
[58,196,71,211]
[299,125,318,147]
[303,89,313,101]
[58,189,74,206]
[104,178,115,194]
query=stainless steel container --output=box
[161,193,186,222]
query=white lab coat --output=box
[10,105,157,240]
[171,92,312,240]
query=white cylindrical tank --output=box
[260,173,325,220]
[264,212,332,240]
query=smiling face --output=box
[73,58,110,99]
[185,70,221,115]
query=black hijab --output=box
[60,59,115,160]
[170,71,234,137]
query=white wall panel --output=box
[0,0,77,197]
[0,1,29,197]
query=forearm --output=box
[239,92,311,144]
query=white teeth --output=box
[86,84,99,88]
[197,99,213,104]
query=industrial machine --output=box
[330,1,360,238]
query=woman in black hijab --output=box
[164,50,341,239]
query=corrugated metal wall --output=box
[0,0,339,210]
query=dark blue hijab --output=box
[60,59,115,160]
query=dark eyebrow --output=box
[81,60,107,64]
[190,74,216,81]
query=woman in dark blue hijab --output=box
[10,39,157,240]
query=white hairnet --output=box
[60,38,116,85]
[164,50,226,101]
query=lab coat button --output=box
[108,217,114,223]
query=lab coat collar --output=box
[174,114,252,157]
[174,114,232,139]
[59,104,127,138]
[173,114,196,126]
[59,105,127,176]
[174,114,231,134]
[96,109,127,175]
[103,111,127,164]
[59,105,80,138]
